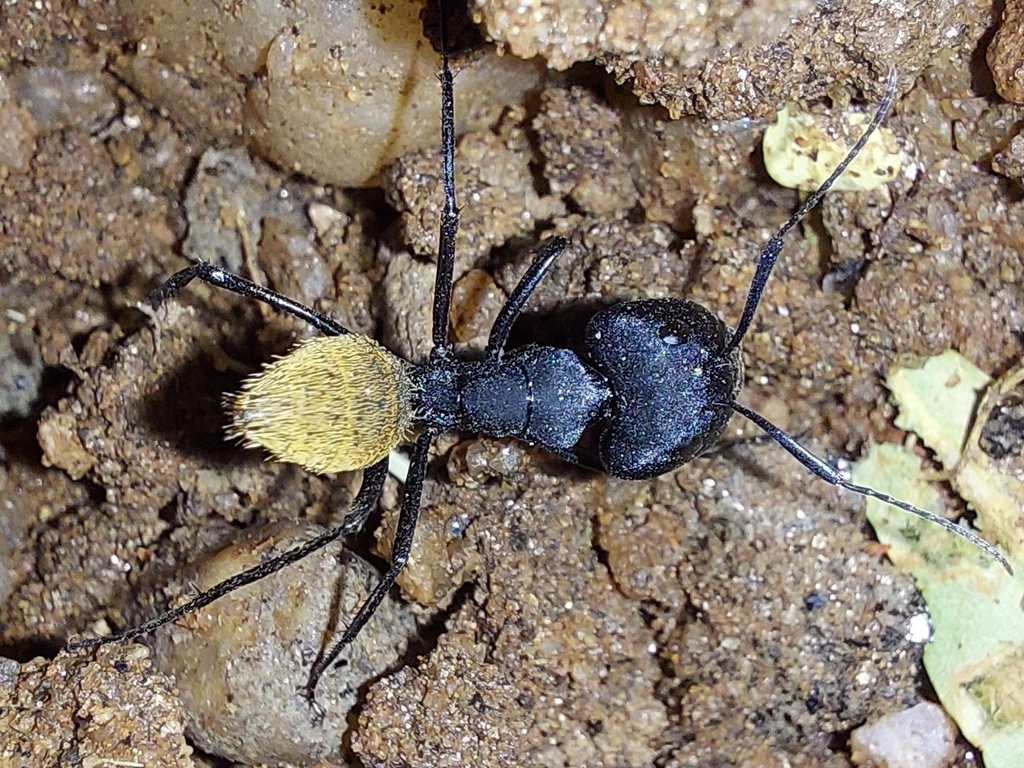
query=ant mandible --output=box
[72,8,1010,715]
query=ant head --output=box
[585,299,742,480]
[227,335,416,474]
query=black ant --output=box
[71,11,1010,717]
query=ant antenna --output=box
[725,69,898,356]
[715,70,1012,574]
[730,403,1012,573]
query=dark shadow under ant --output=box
[70,5,1011,720]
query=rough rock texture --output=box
[2,1,1023,766]
[140,523,421,764]
[474,0,982,123]
[850,702,958,768]
[987,0,1024,104]
[0,645,194,768]
[79,0,545,187]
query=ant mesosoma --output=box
[72,13,1010,716]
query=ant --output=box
[72,8,1010,718]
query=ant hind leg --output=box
[303,431,435,709]
[151,262,352,337]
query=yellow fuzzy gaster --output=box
[227,335,415,474]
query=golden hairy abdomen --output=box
[227,335,415,474]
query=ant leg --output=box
[727,402,1012,574]
[303,430,434,707]
[485,236,570,359]
[725,70,898,355]
[431,38,460,356]
[69,459,389,652]
[152,262,351,337]
[338,458,389,536]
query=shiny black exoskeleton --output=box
[412,294,739,482]
[72,10,1009,718]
